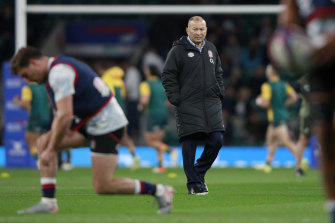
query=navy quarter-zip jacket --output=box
[162,36,225,140]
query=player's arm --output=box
[138,81,150,111]
[40,96,73,166]
[40,63,76,165]
[47,96,73,151]
[256,83,271,108]
[279,0,300,25]
[285,83,298,107]
[13,86,32,110]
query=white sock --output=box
[155,184,164,197]
[325,200,335,212]
[134,180,141,194]
[41,178,56,185]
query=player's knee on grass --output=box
[94,179,118,194]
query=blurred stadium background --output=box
[0,0,318,168]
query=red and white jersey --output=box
[296,0,335,46]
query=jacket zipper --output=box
[201,50,209,132]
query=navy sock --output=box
[41,178,56,198]
[139,181,157,195]
[42,184,56,198]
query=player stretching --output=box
[10,46,174,214]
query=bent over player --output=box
[10,46,174,214]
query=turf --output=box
[0,167,328,223]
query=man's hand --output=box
[13,96,30,109]
[40,149,57,166]
[255,95,263,107]
[13,96,21,105]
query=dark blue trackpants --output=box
[181,131,223,190]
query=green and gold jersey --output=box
[261,78,294,126]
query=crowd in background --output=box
[0,0,303,147]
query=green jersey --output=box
[26,83,52,133]
[140,77,168,131]
[114,86,126,112]
[261,79,294,127]
[268,80,289,126]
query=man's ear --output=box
[29,58,38,66]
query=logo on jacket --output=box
[188,52,194,57]
[208,50,214,64]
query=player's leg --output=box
[60,149,73,171]
[150,128,178,168]
[309,93,335,221]
[318,122,335,195]
[146,130,178,171]
[121,127,139,170]
[305,65,335,223]
[296,99,312,174]
[91,154,137,193]
[25,130,41,161]
[90,128,174,213]
[295,133,309,175]
[37,130,86,177]
[90,128,152,193]
[145,131,166,172]
[265,124,277,169]
[145,129,166,149]
[18,130,87,214]
[316,116,335,223]
[275,125,297,157]
[121,126,136,156]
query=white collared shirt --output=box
[187,36,206,52]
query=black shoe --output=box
[188,186,208,195]
[295,168,305,177]
[198,175,208,193]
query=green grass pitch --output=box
[0,167,328,223]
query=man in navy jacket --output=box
[162,16,225,195]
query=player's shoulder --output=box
[50,62,75,72]
[261,82,270,88]
[171,44,185,52]
[49,63,76,84]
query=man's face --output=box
[186,20,207,45]
[18,59,44,83]
[265,65,276,80]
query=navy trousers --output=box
[181,131,223,190]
